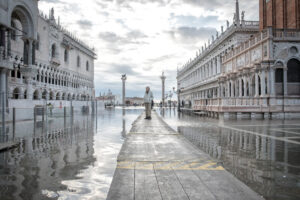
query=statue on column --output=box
[226,20,229,28]
[241,11,245,21]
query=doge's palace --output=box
[0,0,96,111]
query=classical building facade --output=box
[177,0,300,119]
[0,0,95,110]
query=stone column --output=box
[26,77,33,100]
[121,74,127,106]
[243,78,247,97]
[7,30,11,57]
[28,39,33,65]
[270,67,275,96]
[0,69,7,113]
[283,68,288,96]
[261,70,266,96]
[227,81,230,97]
[255,73,259,97]
[220,83,223,98]
[32,41,36,65]
[217,56,221,74]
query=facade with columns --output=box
[0,0,95,110]
[177,0,300,119]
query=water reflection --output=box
[158,108,300,200]
[0,107,143,200]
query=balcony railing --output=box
[273,29,300,39]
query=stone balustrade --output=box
[193,96,300,114]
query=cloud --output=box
[167,26,216,44]
[41,0,63,3]
[98,30,147,45]
[38,0,260,99]
[181,0,223,8]
[77,19,93,29]
[102,63,140,76]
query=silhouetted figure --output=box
[144,86,153,120]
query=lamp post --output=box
[160,72,166,107]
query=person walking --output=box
[144,86,153,120]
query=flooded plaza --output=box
[1,107,300,200]
[0,107,143,200]
[159,108,300,200]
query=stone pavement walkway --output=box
[107,111,264,200]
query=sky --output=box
[38,0,259,100]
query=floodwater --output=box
[0,107,143,200]
[158,108,300,200]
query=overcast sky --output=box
[39,0,259,100]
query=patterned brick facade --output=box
[260,0,300,30]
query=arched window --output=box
[64,49,68,62]
[51,44,56,58]
[275,68,284,95]
[241,79,244,96]
[229,82,231,97]
[12,88,20,99]
[17,70,21,79]
[33,90,39,100]
[287,59,300,82]
[258,76,261,96]
[287,59,300,95]
[86,61,89,71]
[251,76,255,96]
[77,56,81,67]
[11,70,15,77]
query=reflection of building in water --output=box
[179,123,300,200]
[177,0,300,119]
[0,115,95,200]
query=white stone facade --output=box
[177,1,300,119]
[0,0,95,110]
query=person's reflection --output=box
[160,108,165,117]
[121,108,126,138]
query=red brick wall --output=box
[266,0,273,27]
[275,0,284,29]
[259,0,265,30]
[260,0,300,30]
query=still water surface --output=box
[158,108,300,200]
[0,107,143,200]
[1,107,300,200]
